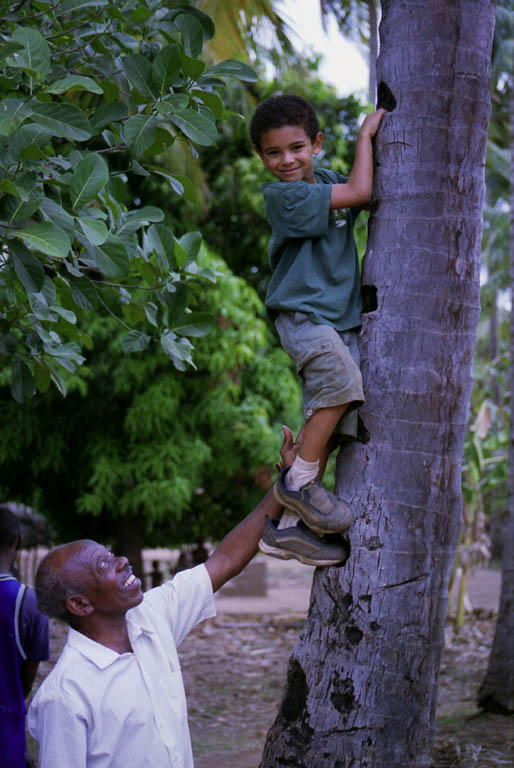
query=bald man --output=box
[27,429,346,768]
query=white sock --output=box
[286,455,320,491]
[277,509,300,530]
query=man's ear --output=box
[66,593,94,617]
[313,131,324,155]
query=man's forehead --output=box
[56,539,105,569]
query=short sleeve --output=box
[263,181,332,240]
[140,564,216,647]
[19,587,49,662]
[28,690,88,768]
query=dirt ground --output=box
[28,559,512,767]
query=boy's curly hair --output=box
[250,94,320,150]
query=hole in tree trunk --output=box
[376,80,397,111]
[361,284,378,313]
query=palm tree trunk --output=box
[260,1,496,765]
[478,75,514,715]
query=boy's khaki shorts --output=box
[275,312,364,439]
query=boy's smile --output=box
[257,125,323,184]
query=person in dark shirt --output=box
[0,505,50,768]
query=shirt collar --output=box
[67,611,155,669]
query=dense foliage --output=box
[0,0,255,402]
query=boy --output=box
[250,94,386,562]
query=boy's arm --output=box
[205,426,300,593]
[330,109,387,210]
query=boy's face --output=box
[257,125,323,184]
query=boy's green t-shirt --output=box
[263,168,363,331]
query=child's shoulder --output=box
[314,168,347,184]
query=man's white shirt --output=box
[28,564,216,768]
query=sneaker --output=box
[258,519,348,567]
[273,467,352,535]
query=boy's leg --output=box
[298,403,348,463]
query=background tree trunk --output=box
[478,79,514,715]
[261,2,496,766]
[368,0,378,104]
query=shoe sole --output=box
[273,484,351,536]
[258,539,342,567]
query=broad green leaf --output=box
[162,282,187,326]
[15,222,71,258]
[174,13,204,58]
[11,358,35,403]
[170,6,214,39]
[0,180,29,200]
[46,341,85,365]
[69,154,109,208]
[119,206,164,233]
[124,115,156,155]
[169,108,217,146]
[121,330,150,353]
[123,54,157,100]
[60,0,109,9]
[131,5,152,23]
[157,94,189,113]
[191,89,223,119]
[90,235,129,279]
[12,27,50,82]
[0,99,31,137]
[53,306,77,324]
[205,60,257,82]
[10,241,45,292]
[161,332,194,370]
[90,102,128,133]
[68,277,97,309]
[178,231,202,261]
[179,52,205,80]
[5,191,43,221]
[145,223,175,268]
[40,198,76,235]
[34,363,51,393]
[173,312,213,337]
[78,217,108,245]
[46,75,103,95]
[131,160,150,176]
[144,302,158,327]
[148,167,197,203]
[152,44,181,95]
[31,103,92,141]
[8,123,52,161]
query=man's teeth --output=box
[124,573,136,587]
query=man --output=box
[0,505,50,768]
[28,428,347,768]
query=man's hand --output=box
[279,424,304,468]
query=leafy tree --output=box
[0,245,301,574]
[0,0,255,402]
[261,1,497,765]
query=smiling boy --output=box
[250,95,386,561]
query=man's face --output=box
[73,541,144,616]
[257,124,323,184]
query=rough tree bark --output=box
[478,78,514,715]
[261,2,496,766]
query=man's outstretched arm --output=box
[205,426,301,592]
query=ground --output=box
[28,559,512,767]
